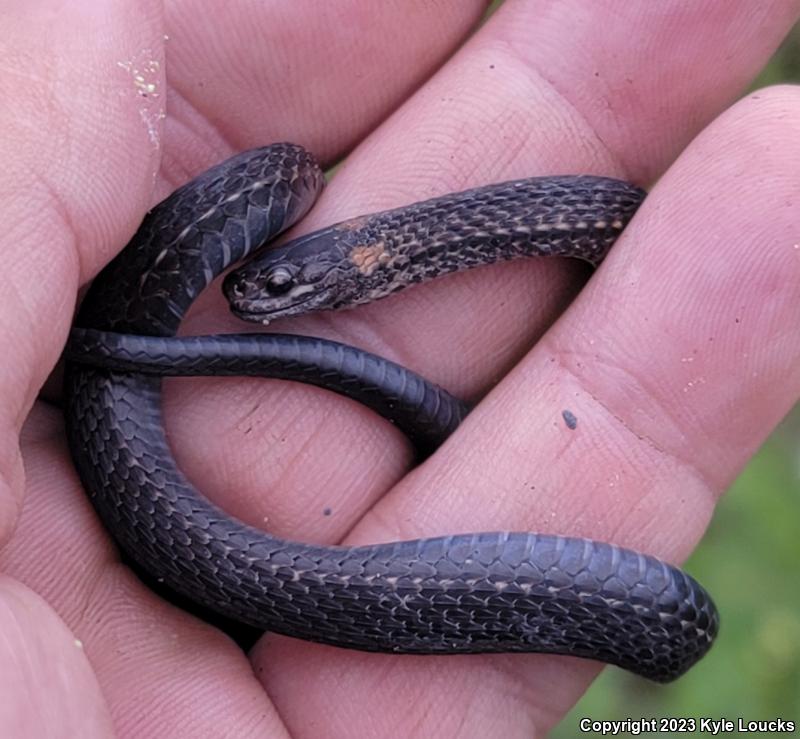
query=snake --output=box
[64,143,718,683]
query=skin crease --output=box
[0,0,799,737]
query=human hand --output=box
[2,2,799,736]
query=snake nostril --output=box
[223,273,248,300]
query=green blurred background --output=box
[551,24,800,737]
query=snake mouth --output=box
[227,306,277,325]
[227,289,334,324]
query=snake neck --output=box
[334,175,646,309]
[77,144,324,336]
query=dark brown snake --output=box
[64,143,718,682]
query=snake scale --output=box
[64,143,718,682]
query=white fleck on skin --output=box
[682,376,708,393]
[117,51,164,150]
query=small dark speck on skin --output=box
[323,507,332,516]
[562,410,578,430]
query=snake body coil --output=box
[64,144,718,682]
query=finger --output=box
[161,0,489,170]
[0,576,113,737]
[263,86,800,737]
[0,405,293,738]
[0,0,166,544]
[168,1,798,565]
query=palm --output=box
[2,2,799,737]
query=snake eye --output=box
[264,266,295,295]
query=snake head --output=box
[224,224,364,323]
